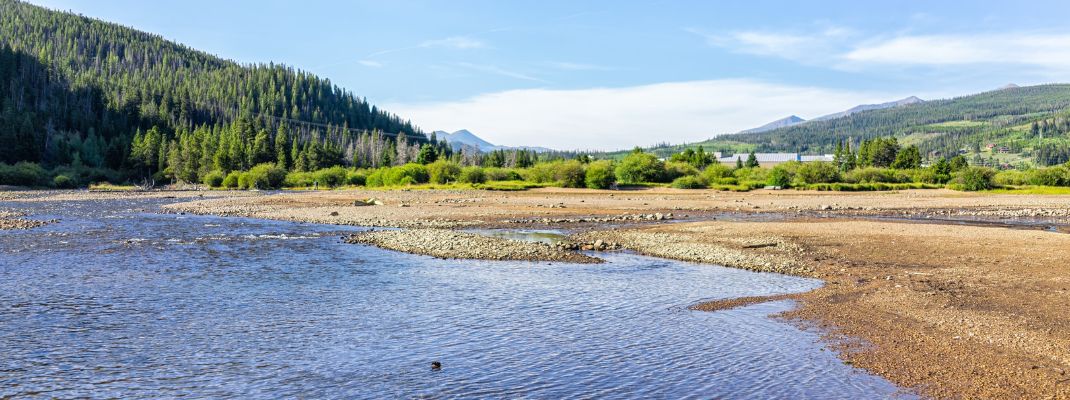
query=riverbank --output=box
[579,219,1070,399]
[7,187,1070,398]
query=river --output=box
[0,197,912,398]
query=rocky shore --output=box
[571,228,811,276]
[344,228,602,264]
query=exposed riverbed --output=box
[0,197,913,398]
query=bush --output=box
[522,162,558,184]
[0,162,49,187]
[671,175,707,189]
[222,171,241,188]
[663,161,699,181]
[585,160,616,189]
[913,168,951,185]
[1027,166,1070,186]
[845,167,898,183]
[365,168,386,187]
[244,163,287,189]
[766,166,793,187]
[794,162,841,185]
[615,152,664,184]
[236,172,251,189]
[346,170,367,186]
[554,160,586,188]
[459,167,486,184]
[951,167,996,191]
[484,167,522,181]
[383,163,429,186]
[428,160,462,184]
[732,167,768,185]
[202,170,225,187]
[994,170,1029,186]
[311,166,347,188]
[52,174,74,188]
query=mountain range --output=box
[738,96,925,134]
[434,129,554,153]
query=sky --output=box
[25,0,1070,150]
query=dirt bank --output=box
[580,219,1070,399]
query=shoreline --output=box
[6,187,1070,398]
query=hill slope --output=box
[0,0,426,175]
[660,85,1070,167]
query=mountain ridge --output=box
[435,129,554,153]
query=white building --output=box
[715,153,834,165]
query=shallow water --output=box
[0,198,913,399]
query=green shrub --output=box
[52,174,74,188]
[663,161,699,182]
[0,162,49,187]
[346,170,367,186]
[244,163,287,189]
[766,166,793,187]
[202,170,225,187]
[554,160,586,188]
[994,170,1029,186]
[951,167,996,191]
[428,160,462,184]
[522,162,558,184]
[383,163,429,186]
[671,175,707,189]
[484,167,522,181]
[913,168,951,185]
[700,163,734,182]
[459,167,486,184]
[845,167,898,183]
[585,160,616,189]
[794,162,841,185]
[732,167,769,185]
[237,172,251,189]
[1027,166,1070,186]
[222,171,241,188]
[615,152,664,183]
[311,166,348,188]
[365,168,386,187]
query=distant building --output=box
[715,153,834,166]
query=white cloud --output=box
[387,79,896,151]
[419,36,486,49]
[844,33,1070,69]
[358,60,384,68]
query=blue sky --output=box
[27,0,1070,150]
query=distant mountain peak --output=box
[739,115,806,134]
[436,129,552,153]
[998,83,1020,90]
[813,96,924,121]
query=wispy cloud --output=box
[547,61,615,71]
[844,33,1070,69]
[455,62,548,83]
[686,26,852,64]
[419,36,487,50]
[387,79,896,151]
[358,60,384,68]
[694,25,1070,74]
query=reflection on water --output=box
[0,198,913,399]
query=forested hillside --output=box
[666,84,1070,168]
[0,0,435,184]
